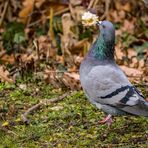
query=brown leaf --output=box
[73,55,84,66]
[35,0,46,8]
[115,42,124,60]
[130,57,138,68]
[0,66,13,83]
[63,72,81,90]
[19,0,35,24]
[109,10,121,23]
[120,65,143,77]
[1,54,15,64]
[122,19,135,33]
[115,1,131,12]
[127,48,137,59]
[138,59,145,69]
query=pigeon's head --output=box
[97,21,115,44]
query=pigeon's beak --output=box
[96,21,102,26]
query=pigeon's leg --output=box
[99,114,113,126]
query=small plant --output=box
[2,22,26,54]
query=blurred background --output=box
[0,0,148,89]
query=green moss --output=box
[0,81,148,147]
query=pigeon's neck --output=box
[89,34,115,60]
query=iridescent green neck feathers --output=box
[91,34,115,60]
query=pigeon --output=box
[79,20,148,125]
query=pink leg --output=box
[99,114,113,126]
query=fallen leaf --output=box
[130,57,138,68]
[120,65,143,77]
[115,1,132,12]
[2,121,9,127]
[0,66,13,83]
[115,42,124,60]
[62,72,81,90]
[122,19,135,33]
[19,0,35,23]
[127,48,137,59]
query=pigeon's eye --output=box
[102,25,106,28]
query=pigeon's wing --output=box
[84,64,148,117]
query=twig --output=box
[26,0,35,27]
[21,91,75,123]
[54,7,69,16]
[87,0,96,9]
[27,19,42,28]
[33,40,40,64]
[0,0,9,27]
[2,128,18,136]
[92,0,99,8]
[27,8,69,28]
[48,7,54,39]
[0,122,17,136]
[101,0,110,20]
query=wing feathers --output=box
[81,63,148,117]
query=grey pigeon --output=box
[79,20,148,125]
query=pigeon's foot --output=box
[99,114,113,127]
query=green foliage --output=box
[53,16,63,34]
[121,33,138,48]
[79,26,93,40]
[134,42,148,56]
[35,28,46,36]
[13,32,25,44]
[138,19,148,38]
[2,22,26,54]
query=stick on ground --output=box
[21,91,75,124]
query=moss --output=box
[0,81,148,147]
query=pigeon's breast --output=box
[79,58,131,105]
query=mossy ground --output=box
[0,80,148,147]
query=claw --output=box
[99,114,113,127]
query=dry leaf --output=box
[115,0,131,12]
[1,54,15,64]
[63,72,81,90]
[61,13,78,65]
[44,69,65,88]
[109,10,121,23]
[35,0,46,8]
[120,65,143,77]
[138,59,145,69]
[0,66,13,83]
[130,57,138,68]
[19,0,35,23]
[115,42,124,60]
[118,10,126,20]
[122,19,135,33]
[74,55,83,66]
[127,48,137,59]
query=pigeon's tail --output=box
[144,101,148,107]
[121,100,148,117]
[119,86,148,117]
[139,100,148,117]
